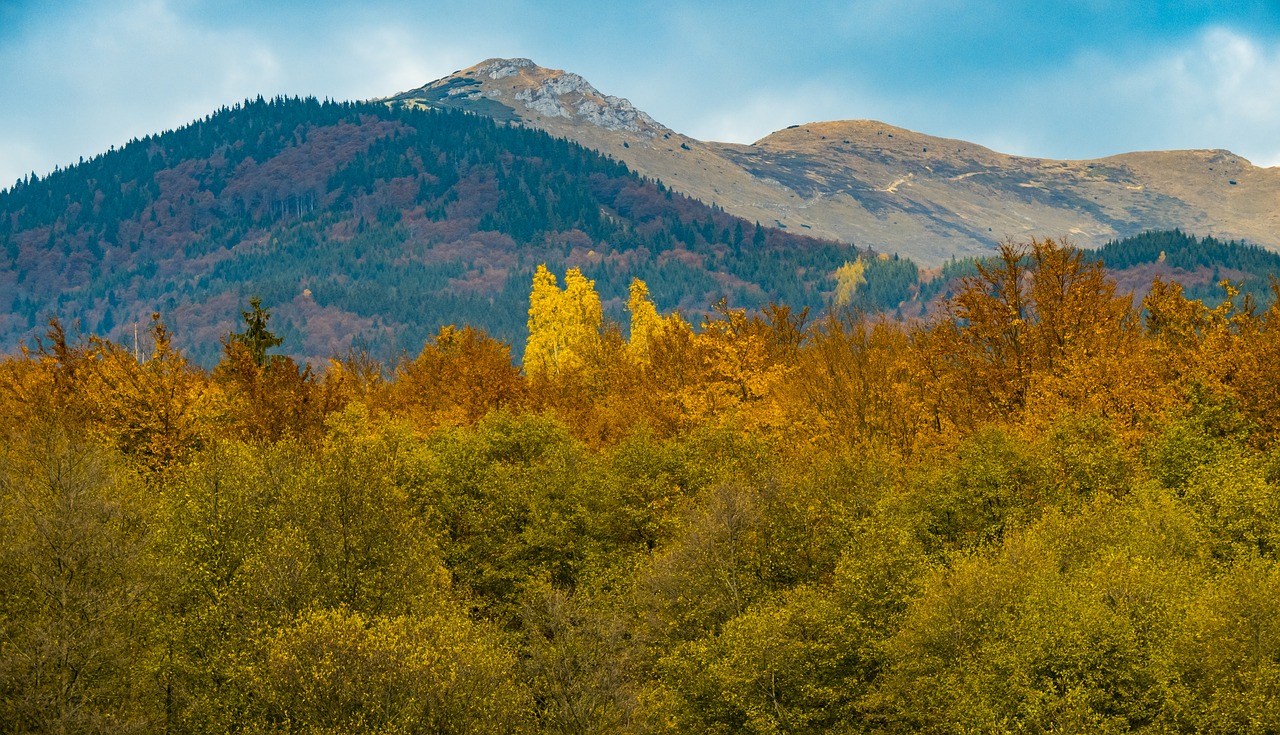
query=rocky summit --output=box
[388,58,1280,267]
[390,58,669,137]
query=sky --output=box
[3,0,1280,189]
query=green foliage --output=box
[1166,557,1280,733]
[1146,387,1255,490]
[1098,228,1280,277]
[0,424,152,733]
[874,492,1203,734]
[412,412,608,621]
[228,295,283,367]
[1043,412,1137,505]
[259,606,532,733]
[907,427,1055,551]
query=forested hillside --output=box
[0,96,860,366]
[1097,229,1280,305]
[4,93,1275,369]
[4,238,1280,733]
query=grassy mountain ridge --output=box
[394,58,1280,266]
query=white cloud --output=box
[1155,27,1280,165]
[0,0,493,185]
[0,0,285,183]
[985,27,1280,165]
[323,24,485,100]
[4,2,1280,189]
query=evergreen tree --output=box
[229,296,283,367]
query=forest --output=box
[3,237,1280,733]
[0,97,863,367]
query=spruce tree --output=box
[230,296,283,367]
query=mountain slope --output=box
[391,59,1280,267]
[0,97,857,366]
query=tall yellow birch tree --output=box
[524,265,603,377]
[626,278,662,365]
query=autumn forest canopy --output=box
[5,235,1280,733]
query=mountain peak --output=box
[390,58,669,137]
[470,57,539,79]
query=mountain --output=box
[4,62,1276,368]
[390,58,1280,267]
[0,97,860,366]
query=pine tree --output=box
[229,296,283,367]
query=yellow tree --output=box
[626,278,663,365]
[524,265,603,377]
[832,259,868,308]
[1020,239,1150,428]
[793,313,922,451]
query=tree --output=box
[258,606,532,733]
[948,240,1032,415]
[832,258,868,308]
[84,315,211,471]
[227,296,282,368]
[393,325,526,429]
[524,265,603,378]
[626,278,663,365]
[215,299,336,442]
[0,423,153,732]
[936,238,1138,427]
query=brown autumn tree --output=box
[929,238,1146,433]
[214,300,339,442]
[81,315,212,471]
[392,325,527,430]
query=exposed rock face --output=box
[386,59,1280,267]
[511,73,662,134]
[392,58,668,136]
[478,57,532,79]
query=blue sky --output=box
[3,0,1279,189]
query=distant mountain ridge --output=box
[389,58,1280,267]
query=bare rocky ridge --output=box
[387,58,1280,267]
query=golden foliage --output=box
[5,241,1280,732]
[525,264,604,378]
[832,258,868,307]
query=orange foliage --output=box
[4,237,1280,468]
[391,325,527,431]
[213,340,340,443]
[0,317,212,471]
